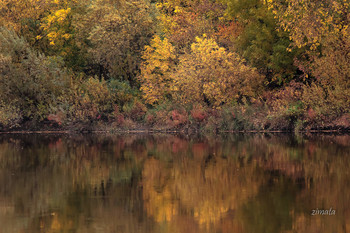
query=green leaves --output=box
[0,27,70,122]
[223,0,298,87]
[76,0,156,81]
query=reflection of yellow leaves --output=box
[194,201,229,227]
[142,158,178,222]
[50,214,61,230]
[142,153,265,229]
[176,157,263,229]
[147,187,178,222]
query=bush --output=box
[60,76,115,123]
[190,104,208,123]
[0,27,70,122]
[168,109,188,128]
[219,106,254,131]
[264,82,304,130]
[302,83,350,125]
[0,101,22,129]
[122,100,147,122]
[108,79,140,107]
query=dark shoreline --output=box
[1,128,349,134]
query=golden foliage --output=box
[155,0,227,51]
[267,0,349,50]
[139,35,176,105]
[0,0,50,31]
[41,7,72,48]
[172,36,263,107]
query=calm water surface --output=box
[0,133,349,233]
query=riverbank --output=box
[1,117,349,134]
[1,96,350,134]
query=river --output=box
[0,133,349,233]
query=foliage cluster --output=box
[0,27,69,123]
[0,0,349,131]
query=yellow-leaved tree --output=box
[139,35,176,105]
[0,0,50,31]
[41,7,72,48]
[267,0,350,118]
[172,36,263,107]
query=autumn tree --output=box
[0,27,70,123]
[74,0,155,81]
[155,0,228,51]
[268,0,350,118]
[222,0,299,86]
[139,35,176,105]
[39,0,88,70]
[172,37,263,107]
[0,0,85,70]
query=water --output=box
[0,133,349,233]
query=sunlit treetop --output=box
[266,0,350,50]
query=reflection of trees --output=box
[290,136,350,233]
[142,139,266,231]
[174,155,264,229]
[143,157,178,223]
[0,134,349,233]
[0,134,152,233]
[141,134,350,233]
[244,135,350,233]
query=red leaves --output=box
[47,113,63,125]
[191,104,208,122]
[169,109,188,127]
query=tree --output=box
[155,0,228,52]
[172,36,263,107]
[139,35,176,105]
[222,0,299,86]
[0,0,85,70]
[0,0,51,32]
[40,1,86,70]
[0,27,70,122]
[74,0,156,82]
[268,0,350,117]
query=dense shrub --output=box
[167,109,188,128]
[264,82,304,129]
[302,83,350,124]
[0,27,70,124]
[122,100,147,122]
[0,101,22,129]
[108,79,140,107]
[60,76,115,123]
[190,104,208,123]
